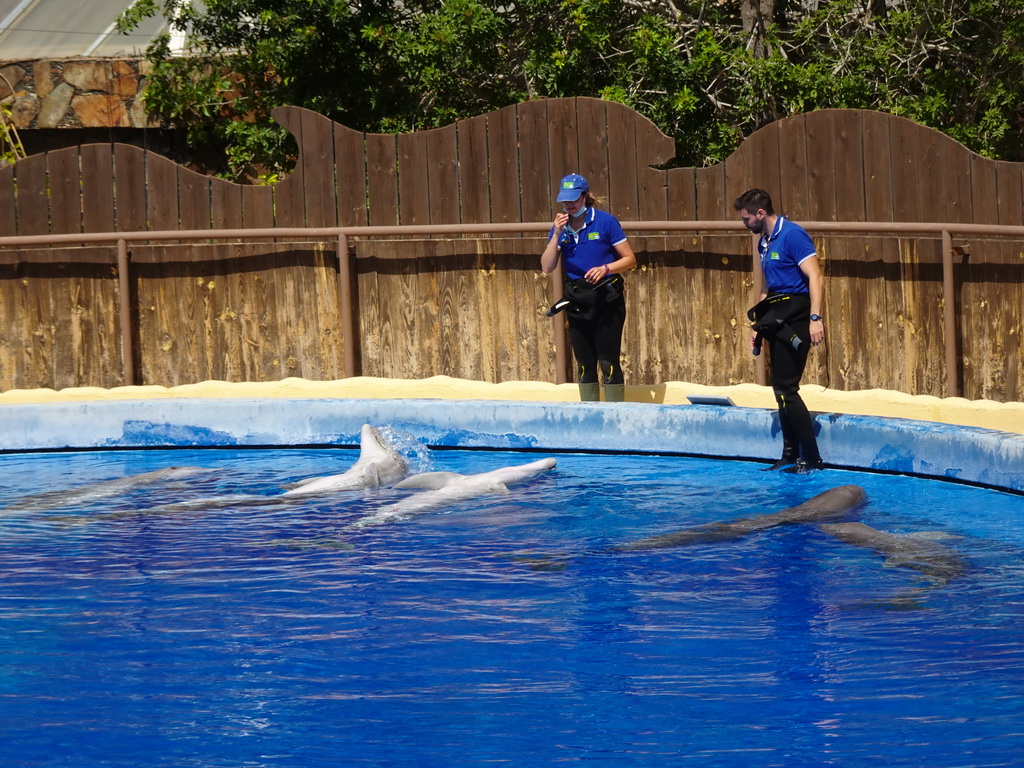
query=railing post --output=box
[338,233,356,378]
[942,230,959,398]
[116,238,135,386]
[549,262,568,385]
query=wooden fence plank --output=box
[776,114,810,219]
[242,185,274,229]
[486,104,521,223]
[607,100,640,221]
[0,165,15,236]
[147,152,181,231]
[743,120,783,194]
[300,108,337,228]
[545,98,579,201]
[428,124,459,225]
[635,115,670,221]
[805,110,838,221]
[695,163,726,221]
[941,134,973,224]
[80,143,116,234]
[575,98,608,197]
[113,144,147,232]
[724,123,763,208]
[890,116,925,223]
[861,111,894,222]
[211,178,243,230]
[271,107,306,228]
[335,125,367,226]
[177,166,212,232]
[47,148,81,235]
[666,167,697,220]
[832,110,865,222]
[518,101,550,224]
[366,133,399,226]
[457,115,490,224]
[15,154,49,236]
[398,131,430,225]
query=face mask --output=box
[564,205,587,219]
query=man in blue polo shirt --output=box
[734,188,825,473]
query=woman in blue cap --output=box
[541,173,636,402]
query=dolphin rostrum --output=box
[818,521,967,585]
[613,484,867,551]
[282,424,409,497]
[349,457,557,528]
[5,466,216,513]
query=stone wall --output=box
[0,58,158,130]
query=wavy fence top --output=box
[0,97,1021,236]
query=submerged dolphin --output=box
[4,466,215,512]
[281,424,409,497]
[613,484,867,551]
[349,457,557,528]
[819,521,967,585]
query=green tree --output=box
[119,0,1024,180]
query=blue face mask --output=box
[564,205,588,219]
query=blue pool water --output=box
[1,446,1022,767]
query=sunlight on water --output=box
[0,445,1021,767]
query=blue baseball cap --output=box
[556,174,589,202]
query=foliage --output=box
[118,0,1024,180]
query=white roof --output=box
[0,0,181,60]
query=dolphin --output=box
[349,457,557,528]
[281,424,409,497]
[49,425,411,524]
[4,466,216,512]
[818,521,967,585]
[613,484,867,551]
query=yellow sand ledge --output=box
[1,376,1023,436]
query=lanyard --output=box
[759,216,786,268]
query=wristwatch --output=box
[809,314,822,321]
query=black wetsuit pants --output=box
[568,296,626,385]
[768,302,821,464]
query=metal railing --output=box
[2,220,1023,396]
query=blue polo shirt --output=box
[759,216,816,295]
[550,208,627,280]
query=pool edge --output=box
[2,398,1022,493]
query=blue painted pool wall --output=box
[1,398,1022,491]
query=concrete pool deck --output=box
[1,377,1023,491]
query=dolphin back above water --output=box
[614,484,867,552]
[349,457,557,528]
[282,424,409,496]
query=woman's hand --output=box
[584,264,611,284]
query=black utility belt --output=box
[747,293,810,356]
[546,274,624,319]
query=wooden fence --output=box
[0,99,1022,401]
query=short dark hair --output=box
[734,189,774,215]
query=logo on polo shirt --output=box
[588,232,600,240]
[770,251,780,260]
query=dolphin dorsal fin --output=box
[394,471,465,490]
